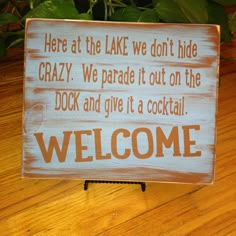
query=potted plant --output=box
[1,0,236,57]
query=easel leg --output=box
[84,180,146,192]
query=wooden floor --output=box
[0,44,236,236]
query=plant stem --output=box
[220,56,236,61]
[9,0,22,18]
[104,0,108,20]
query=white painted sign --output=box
[23,19,220,183]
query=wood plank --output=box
[82,174,236,236]
[23,19,220,183]
[165,174,236,235]
[0,182,200,235]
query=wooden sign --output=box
[23,19,220,184]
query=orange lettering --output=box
[111,129,130,159]
[34,131,72,163]
[74,130,93,162]
[132,128,153,159]
[156,127,181,157]
[93,128,111,160]
[182,125,201,157]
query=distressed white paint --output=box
[23,19,220,183]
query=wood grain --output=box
[0,40,236,235]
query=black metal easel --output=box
[84,180,146,192]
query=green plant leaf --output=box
[110,6,142,22]
[0,13,20,27]
[78,13,93,20]
[176,0,208,24]
[155,0,190,23]
[23,0,80,20]
[1,29,25,37]
[152,0,158,6]
[212,0,236,6]
[28,0,45,8]
[7,37,24,49]
[138,9,159,22]
[208,1,232,42]
[229,13,236,32]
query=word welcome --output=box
[34,125,201,163]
